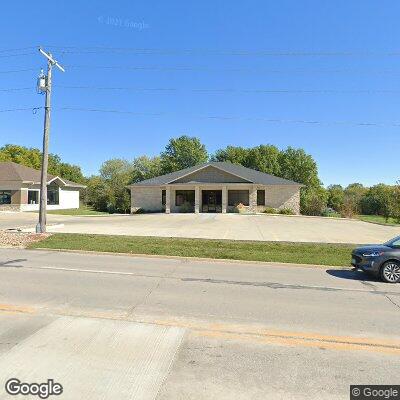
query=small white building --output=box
[0,161,86,212]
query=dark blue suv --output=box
[351,235,400,283]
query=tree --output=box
[327,184,345,211]
[160,135,208,173]
[300,186,328,216]
[392,181,400,223]
[211,146,250,165]
[98,159,133,213]
[85,176,109,211]
[0,144,85,183]
[247,145,281,175]
[343,183,367,215]
[278,147,321,187]
[131,155,162,183]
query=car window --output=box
[390,239,400,248]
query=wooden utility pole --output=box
[37,48,64,233]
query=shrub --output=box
[234,203,247,214]
[180,201,194,213]
[264,207,277,214]
[279,208,294,215]
[321,207,341,218]
[133,208,146,214]
[300,186,328,216]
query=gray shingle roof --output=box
[0,161,86,188]
[131,162,302,186]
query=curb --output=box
[31,247,349,270]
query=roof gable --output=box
[132,162,302,186]
[0,162,86,188]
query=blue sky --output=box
[1,1,400,186]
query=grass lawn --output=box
[45,206,108,216]
[358,215,400,226]
[29,233,355,266]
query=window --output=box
[175,190,195,206]
[257,190,265,206]
[47,187,59,205]
[161,190,166,206]
[228,190,249,206]
[0,191,11,205]
[28,190,39,204]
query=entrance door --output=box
[202,190,222,213]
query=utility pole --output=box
[36,48,65,234]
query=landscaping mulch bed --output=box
[0,230,50,248]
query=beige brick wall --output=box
[264,185,301,214]
[131,187,163,213]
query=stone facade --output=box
[131,187,163,213]
[131,184,301,214]
[0,204,21,212]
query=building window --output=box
[161,190,166,206]
[175,190,195,206]
[228,190,249,206]
[28,190,39,204]
[47,187,59,205]
[257,190,265,206]
[0,191,11,205]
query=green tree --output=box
[300,186,328,216]
[131,155,162,183]
[0,144,85,183]
[211,146,250,165]
[327,184,345,211]
[160,135,208,173]
[98,159,133,213]
[392,181,400,223]
[85,176,109,211]
[278,147,321,187]
[247,145,281,175]
[343,183,367,215]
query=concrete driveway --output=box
[2,211,400,244]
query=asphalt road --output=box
[0,249,399,399]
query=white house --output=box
[0,161,86,212]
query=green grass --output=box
[45,206,109,216]
[29,233,355,266]
[358,215,400,226]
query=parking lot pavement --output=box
[3,211,400,244]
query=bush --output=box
[233,203,247,214]
[133,208,146,214]
[321,207,341,218]
[264,207,277,214]
[301,186,328,216]
[279,208,294,215]
[180,201,194,213]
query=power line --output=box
[0,106,42,113]
[54,85,400,94]
[0,46,37,53]
[65,64,400,75]
[56,106,400,127]
[0,68,38,74]
[44,45,400,57]
[4,85,400,95]
[0,52,36,59]
[0,87,35,92]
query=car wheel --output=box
[380,261,400,283]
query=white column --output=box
[195,186,200,213]
[222,186,228,213]
[165,187,171,214]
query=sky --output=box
[1,0,400,187]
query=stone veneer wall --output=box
[0,204,21,212]
[131,187,163,213]
[264,185,301,214]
